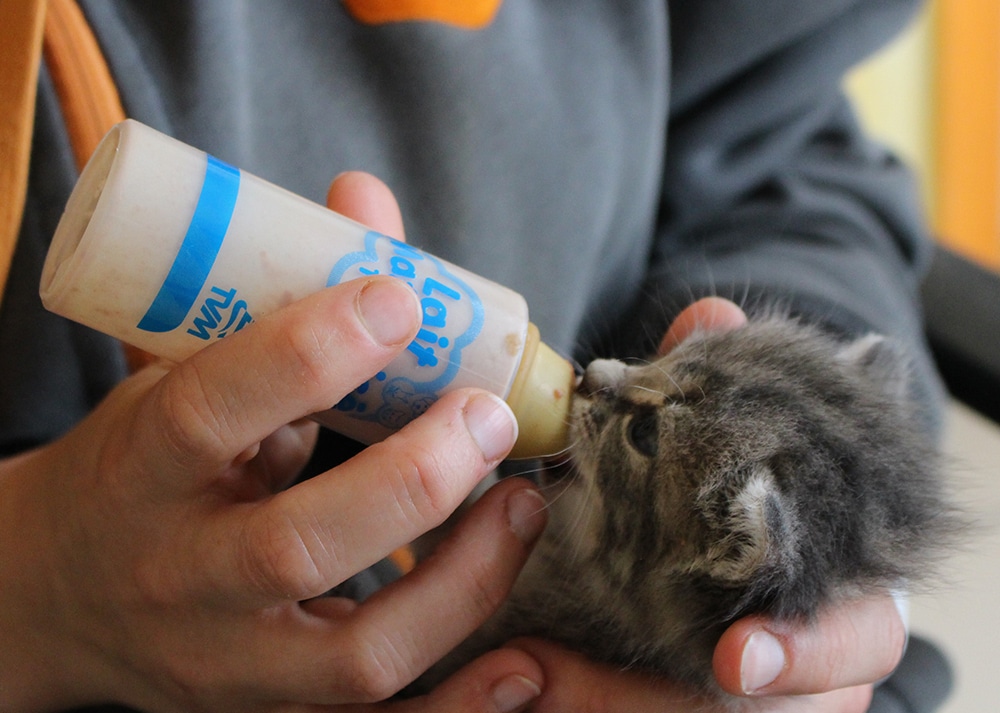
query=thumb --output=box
[658,297,747,355]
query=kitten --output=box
[429,316,956,703]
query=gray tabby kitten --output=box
[431,316,955,703]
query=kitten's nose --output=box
[578,359,626,398]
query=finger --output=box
[330,478,546,702]
[504,638,700,712]
[262,478,546,704]
[505,640,872,713]
[713,595,906,697]
[270,648,543,713]
[327,171,406,240]
[773,686,874,713]
[657,297,748,355]
[136,275,420,480]
[218,389,519,604]
[401,647,544,713]
[736,685,873,713]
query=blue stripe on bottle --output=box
[137,155,241,333]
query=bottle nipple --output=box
[505,323,575,458]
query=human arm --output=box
[607,0,945,425]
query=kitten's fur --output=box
[431,316,955,703]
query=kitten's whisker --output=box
[622,356,651,366]
[628,384,669,399]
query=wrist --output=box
[0,450,109,711]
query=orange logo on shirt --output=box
[342,0,502,29]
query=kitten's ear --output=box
[838,333,911,402]
[702,468,799,585]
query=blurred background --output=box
[846,2,999,711]
[847,0,996,269]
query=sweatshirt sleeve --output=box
[611,0,945,428]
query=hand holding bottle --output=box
[0,172,548,712]
[41,120,575,459]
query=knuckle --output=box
[382,442,464,529]
[809,625,855,693]
[237,503,333,600]
[816,596,907,691]
[280,310,342,395]
[460,555,509,621]
[340,640,407,702]
[155,364,231,464]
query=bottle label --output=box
[137,156,242,333]
[327,232,485,430]
[134,154,259,343]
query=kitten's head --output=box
[550,318,945,637]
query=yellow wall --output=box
[846,1,1000,270]
[933,0,1000,269]
[845,4,935,217]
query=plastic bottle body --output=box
[40,120,572,457]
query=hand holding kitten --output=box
[347,182,915,713]
[480,297,906,713]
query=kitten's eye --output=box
[626,409,659,457]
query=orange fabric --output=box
[343,0,501,29]
[934,0,1000,269]
[0,0,47,305]
[389,546,417,573]
[0,0,131,311]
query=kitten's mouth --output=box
[540,455,579,487]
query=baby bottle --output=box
[40,120,574,458]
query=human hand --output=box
[0,172,548,713]
[495,297,907,713]
[506,591,903,712]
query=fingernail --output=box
[506,488,548,545]
[741,630,786,694]
[355,278,418,347]
[463,393,518,463]
[491,674,542,713]
[892,590,911,634]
